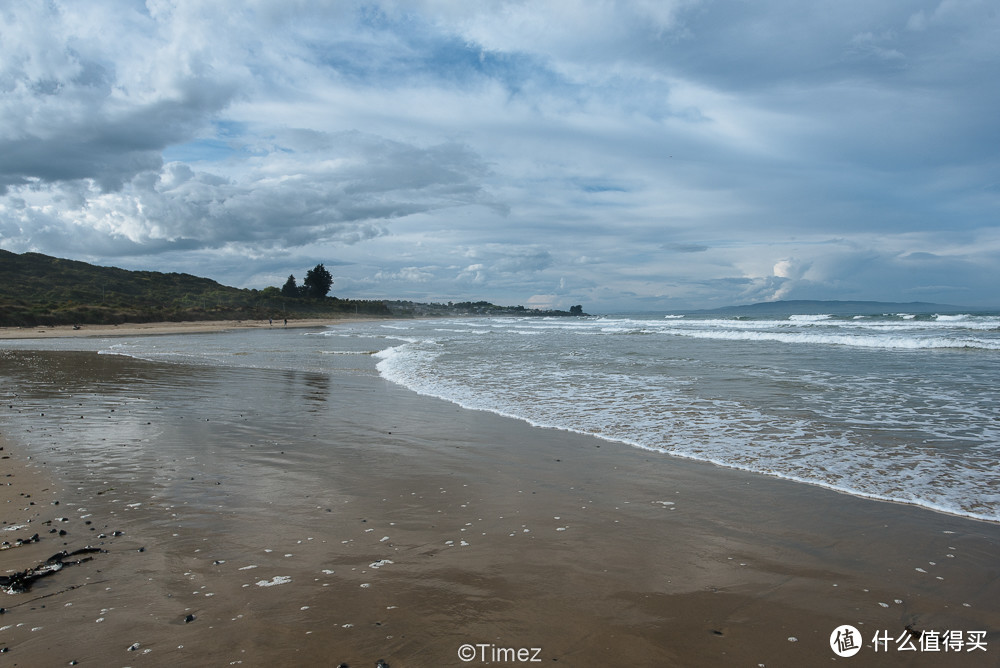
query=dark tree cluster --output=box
[280,264,334,299]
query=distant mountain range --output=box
[686,299,975,316]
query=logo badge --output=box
[831,625,862,657]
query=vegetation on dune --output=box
[0,251,388,327]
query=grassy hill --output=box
[0,250,390,326]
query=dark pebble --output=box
[184,614,195,623]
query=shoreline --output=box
[4,312,994,528]
[0,316,395,340]
[2,340,998,665]
[459,417,1000,529]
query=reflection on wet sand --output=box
[1,347,998,666]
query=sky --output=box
[1,1,998,312]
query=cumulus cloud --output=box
[0,2,506,260]
[772,258,808,280]
[0,2,244,194]
[2,131,495,255]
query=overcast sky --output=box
[2,1,998,311]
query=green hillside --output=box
[0,250,390,326]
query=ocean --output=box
[3,310,999,523]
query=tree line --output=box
[277,263,334,299]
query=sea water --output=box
[2,310,998,522]
[366,312,1000,523]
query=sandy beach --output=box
[1,333,998,666]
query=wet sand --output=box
[1,346,998,667]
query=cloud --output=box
[0,2,244,194]
[375,266,436,283]
[1,0,999,310]
[663,243,709,253]
[476,246,553,274]
[1,131,495,255]
[772,258,808,280]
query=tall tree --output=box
[303,264,334,298]
[281,274,299,298]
